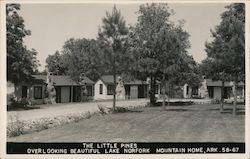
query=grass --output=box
[8,104,245,142]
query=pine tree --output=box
[98,5,129,112]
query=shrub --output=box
[71,115,82,122]
[145,102,151,107]
[211,97,220,104]
[98,104,112,114]
[81,96,93,102]
[7,115,25,137]
[85,111,91,119]
[98,104,106,114]
[116,106,129,113]
[8,97,30,110]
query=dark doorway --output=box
[207,86,214,98]
[125,85,130,99]
[138,85,146,98]
[55,86,61,103]
[22,86,27,98]
[73,86,81,102]
[224,87,231,99]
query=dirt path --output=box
[8,104,245,142]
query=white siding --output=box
[183,84,188,98]
[94,80,113,100]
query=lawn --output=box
[8,104,245,142]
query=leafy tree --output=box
[7,4,40,86]
[61,38,103,82]
[129,3,196,108]
[203,3,245,116]
[181,55,202,88]
[128,3,172,106]
[45,51,67,75]
[155,21,193,109]
[98,5,129,111]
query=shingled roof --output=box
[100,75,147,85]
[32,75,94,86]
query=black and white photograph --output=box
[0,0,249,159]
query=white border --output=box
[0,0,249,159]
[0,0,7,158]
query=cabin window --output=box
[99,84,103,94]
[34,86,42,99]
[192,86,198,95]
[107,85,114,95]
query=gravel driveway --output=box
[7,99,148,123]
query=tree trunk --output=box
[113,73,116,112]
[80,86,82,102]
[71,85,73,102]
[167,82,170,107]
[233,80,238,116]
[153,77,156,102]
[220,81,224,113]
[150,76,156,106]
[162,75,166,110]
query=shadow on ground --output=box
[154,101,194,106]
[206,108,245,115]
[127,110,144,113]
[163,108,189,112]
[7,106,41,111]
[207,108,245,111]
[237,111,245,115]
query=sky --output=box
[19,2,230,71]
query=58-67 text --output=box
[221,147,240,153]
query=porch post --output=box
[71,85,73,102]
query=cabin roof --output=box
[205,79,244,87]
[32,75,95,86]
[100,75,147,85]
